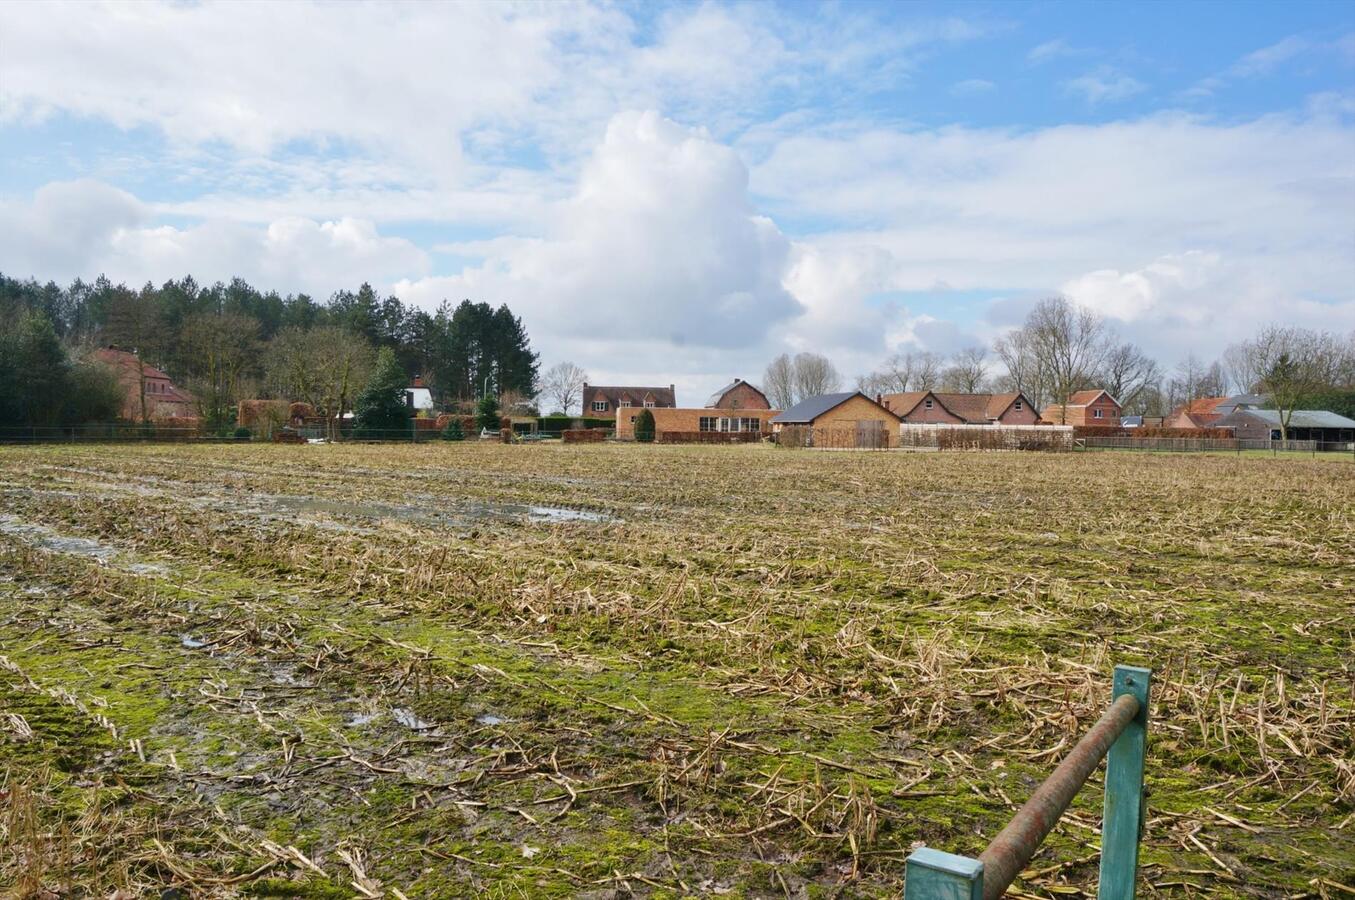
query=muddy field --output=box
[0,442,1350,898]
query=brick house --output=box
[1041,390,1121,426]
[1164,394,1265,429]
[615,406,780,440]
[880,391,1039,425]
[92,347,196,420]
[770,392,901,448]
[706,378,771,410]
[1212,408,1355,443]
[581,383,676,416]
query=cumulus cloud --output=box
[397,112,800,349]
[0,179,427,294]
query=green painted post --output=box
[1098,665,1151,900]
[904,848,983,900]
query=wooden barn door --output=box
[855,420,884,448]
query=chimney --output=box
[413,376,424,388]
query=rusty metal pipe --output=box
[977,693,1141,899]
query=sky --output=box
[1,0,1353,404]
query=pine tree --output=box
[442,417,465,441]
[353,347,411,438]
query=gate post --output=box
[904,847,983,899]
[1098,665,1151,900]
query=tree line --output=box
[758,298,1354,438]
[0,273,539,430]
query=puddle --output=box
[476,713,506,726]
[0,515,120,561]
[180,634,207,649]
[347,710,380,727]
[391,707,437,731]
[253,493,615,528]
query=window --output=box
[699,416,718,432]
[1093,408,1104,419]
[629,415,636,424]
[644,400,655,408]
[592,400,608,412]
[924,399,933,409]
[1014,401,1023,410]
[719,417,733,432]
[741,418,762,432]
[619,399,631,407]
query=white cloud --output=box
[396,112,801,349]
[1063,68,1146,105]
[1231,36,1310,77]
[950,79,996,96]
[1027,39,1084,64]
[0,179,427,294]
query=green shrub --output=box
[234,426,252,440]
[634,408,655,443]
[442,418,465,441]
[475,395,501,432]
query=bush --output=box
[442,418,465,441]
[234,426,252,440]
[634,409,655,443]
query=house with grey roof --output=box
[770,391,901,448]
[706,378,771,410]
[1213,407,1355,444]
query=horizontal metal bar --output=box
[977,693,1141,899]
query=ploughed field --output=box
[0,443,1350,898]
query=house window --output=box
[924,399,933,410]
[644,400,655,408]
[741,418,762,432]
[1094,408,1104,419]
[619,399,631,407]
[592,400,608,412]
[699,416,718,432]
[1014,401,1023,410]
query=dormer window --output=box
[619,399,631,407]
[644,400,655,408]
[592,400,608,412]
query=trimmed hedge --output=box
[655,431,762,444]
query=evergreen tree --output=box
[441,417,465,441]
[475,393,501,432]
[634,408,655,443]
[353,347,412,438]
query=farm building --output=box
[1041,390,1121,426]
[1212,408,1355,444]
[581,383,677,416]
[614,406,780,440]
[91,347,197,420]
[771,392,901,448]
[706,378,771,410]
[880,391,1040,425]
[1164,394,1265,428]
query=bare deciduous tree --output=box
[1226,326,1343,440]
[538,361,588,415]
[858,350,943,394]
[1024,297,1109,423]
[791,352,842,401]
[763,354,796,409]
[940,347,989,393]
[1100,342,1161,415]
[992,329,1050,409]
[268,326,374,440]
[180,312,260,430]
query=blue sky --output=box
[1,0,1352,399]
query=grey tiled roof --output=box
[771,392,878,424]
[1231,408,1355,428]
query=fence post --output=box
[904,847,983,899]
[1098,665,1151,900]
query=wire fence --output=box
[1080,435,1354,456]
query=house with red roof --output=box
[91,347,197,421]
[1041,390,1121,426]
[581,383,677,416]
[880,391,1040,425]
